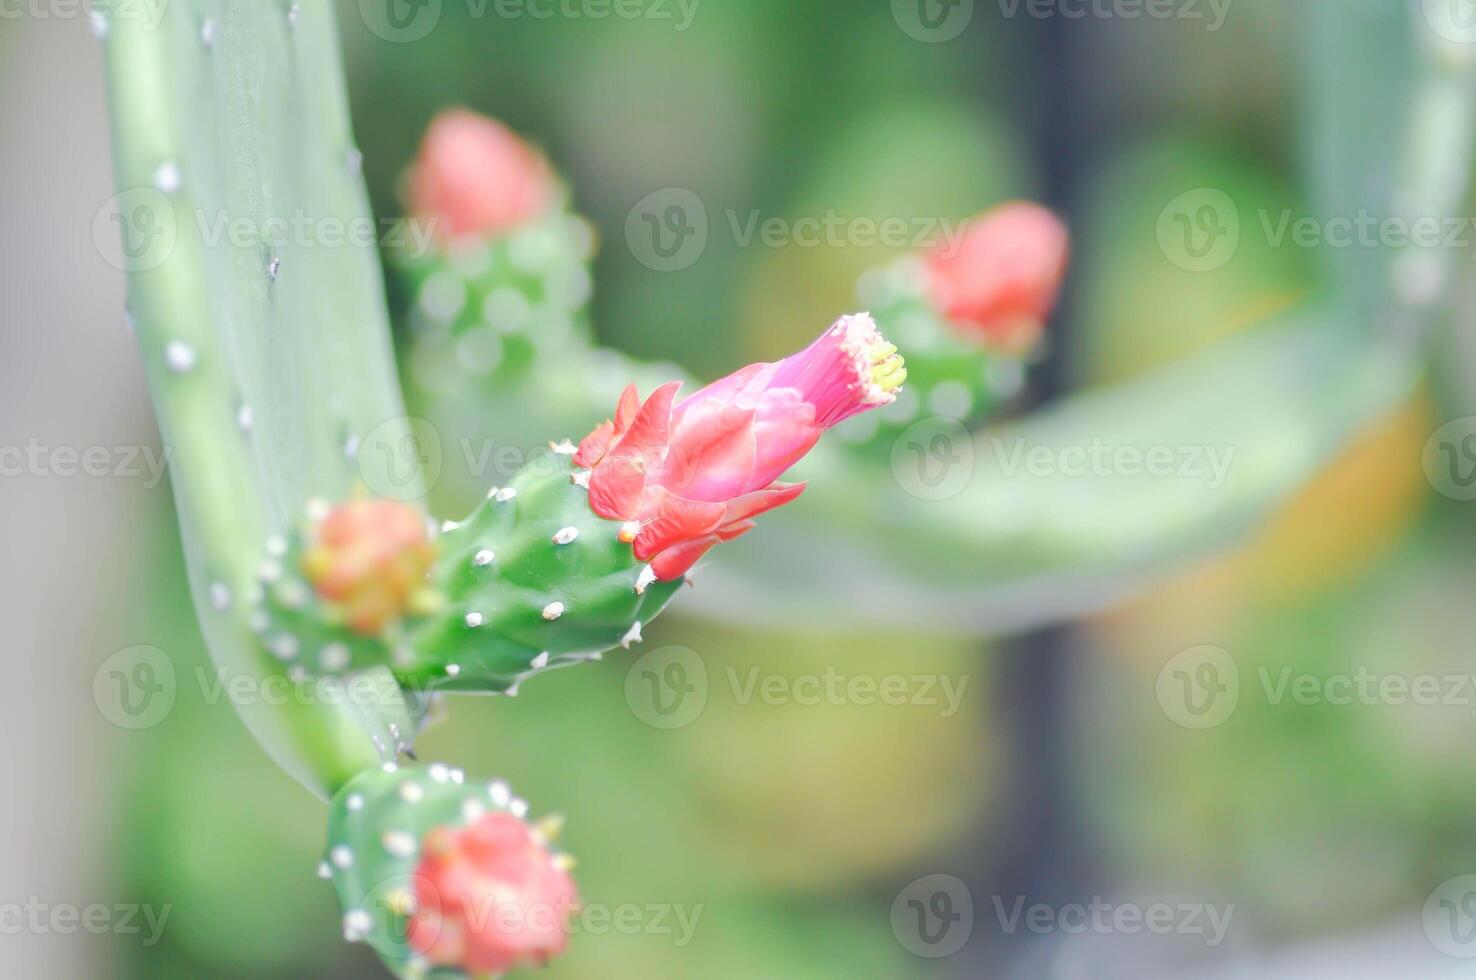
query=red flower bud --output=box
[408,109,555,245]
[408,812,578,974]
[575,314,905,579]
[301,500,435,635]
[926,201,1069,347]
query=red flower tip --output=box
[926,201,1069,347]
[301,500,435,635]
[408,109,555,245]
[577,314,904,579]
[408,811,578,975]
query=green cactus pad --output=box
[256,455,681,695]
[397,202,596,391]
[847,258,1033,451]
[322,764,561,978]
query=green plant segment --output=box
[260,459,682,693]
[395,197,596,392]
[322,763,567,978]
[99,0,425,797]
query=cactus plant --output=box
[96,1,1476,975]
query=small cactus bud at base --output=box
[302,499,437,636]
[322,766,575,978]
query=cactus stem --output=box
[330,845,354,869]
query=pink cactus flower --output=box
[302,500,435,635]
[408,811,578,975]
[575,313,906,579]
[926,201,1069,347]
[408,108,554,245]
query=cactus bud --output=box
[302,500,436,635]
[926,201,1069,348]
[410,811,578,973]
[576,313,905,579]
[408,108,555,245]
[323,766,575,976]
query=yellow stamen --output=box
[868,339,906,393]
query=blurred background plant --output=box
[8,0,1476,977]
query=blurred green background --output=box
[8,0,1476,976]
